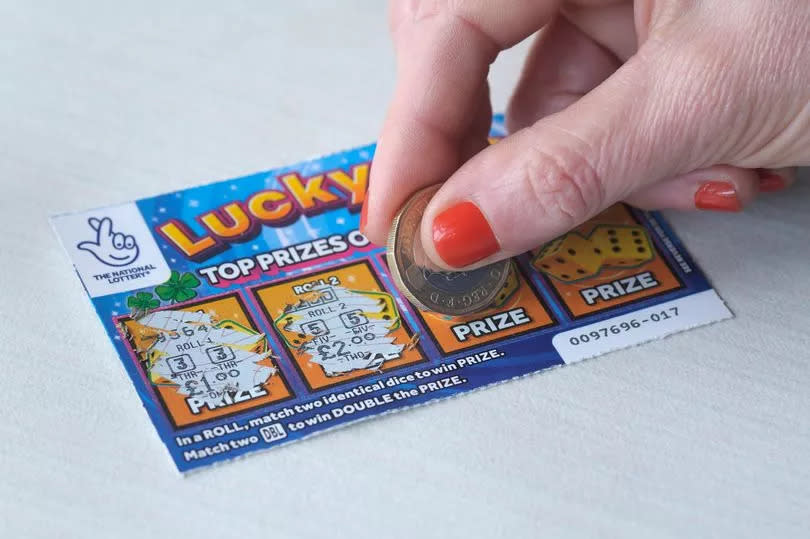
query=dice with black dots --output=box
[590,225,654,267]
[531,233,603,282]
[531,225,655,282]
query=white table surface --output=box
[1,2,808,538]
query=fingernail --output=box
[757,173,786,193]
[432,201,499,268]
[694,181,742,212]
[360,198,369,230]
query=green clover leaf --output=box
[126,291,160,311]
[178,272,201,289]
[154,270,201,303]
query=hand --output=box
[362,0,809,270]
[77,217,139,267]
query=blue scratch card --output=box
[51,116,731,472]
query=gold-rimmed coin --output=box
[386,185,510,316]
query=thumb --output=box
[77,241,101,255]
[419,50,714,270]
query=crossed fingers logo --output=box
[77,217,140,267]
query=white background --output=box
[1,2,808,538]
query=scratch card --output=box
[51,115,732,472]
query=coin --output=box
[387,185,511,316]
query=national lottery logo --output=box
[53,202,171,297]
[77,217,140,267]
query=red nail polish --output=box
[432,201,499,268]
[694,181,742,212]
[360,198,369,230]
[758,173,786,193]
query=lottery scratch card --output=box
[51,115,731,472]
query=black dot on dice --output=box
[567,249,576,255]
[610,238,619,244]
[561,274,570,279]
[631,230,640,236]
[297,333,306,338]
[612,246,621,253]
[576,269,586,274]
[637,247,646,253]
[541,264,550,269]
[382,315,390,320]
[594,248,602,254]
[607,229,616,235]
[634,238,643,244]
[556,257,565,263]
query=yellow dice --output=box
[532,232,603,282]
[590,225,653,268]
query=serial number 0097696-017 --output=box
[566,307,680,347]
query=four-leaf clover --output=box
[127,291,160,311]
[155,271,201,303]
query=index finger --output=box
[98,217,113,239]
[363,0,560,245]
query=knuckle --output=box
[388,0,442,34]
[518,142,605,229]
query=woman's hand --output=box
[362,0,809,270]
